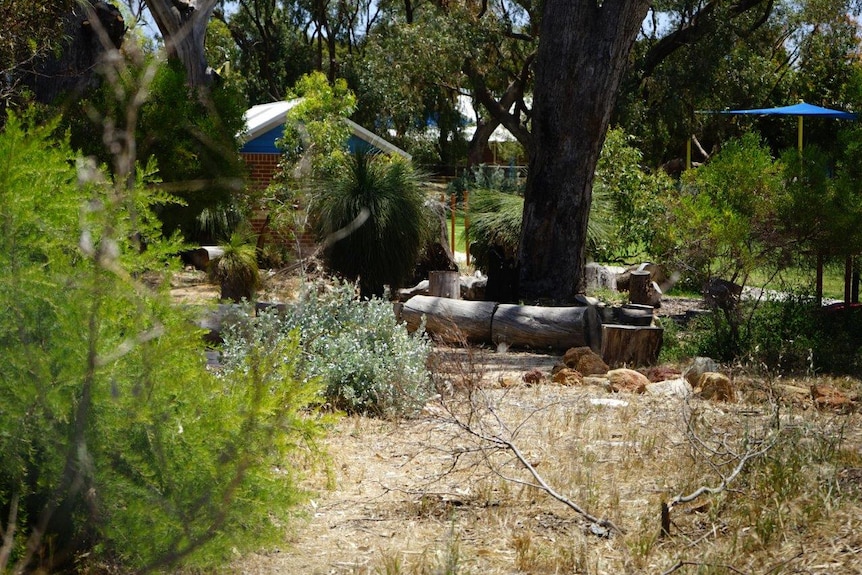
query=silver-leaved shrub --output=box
[222,281,432,418]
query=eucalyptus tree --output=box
[0,0,124,117]
[357,0,536,166]
[145,0,220,86]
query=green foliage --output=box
[208,230,262,302]
[0,112,326,572]
[652,134,783,289]
[279,71,356,175]
[139,59,248,238]
[680,294,862,375]
[312,149,430,298]
[591,128,674,262]
[465,186,524,271]
[776,143,862,260]
[222,281,433,418]
[226,1,315,104]
[356,10,473,163]
[66,54,249,242]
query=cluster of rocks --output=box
[519,349,859,412]
[522,349,734,402]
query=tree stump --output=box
[629,270,652,306]
[491,304,601,352]
[429,270,461,299]
[601,324,663,367]
[401,295,495,342]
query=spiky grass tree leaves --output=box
[313,150,429,298]
[208,230,261,302]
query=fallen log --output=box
[401,295,496,342]
[492,304,602,352]
[401,295,602,351]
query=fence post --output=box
[450,193,456,256]
[464,189,470,266]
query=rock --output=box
[585,262,618,292]
[640,366,682,383]
[522,368,545,385]
[578,354,610,376]
[590,397,629,408]
[460,274,487,301]
[695,372,736,402]
[607,368,649,394]
[645,377,692,398]
[563,346,609,375]
[684,357,719,387]
[552,368,583,386]
[583,376,611,389]
[563,346,593,367]
[811,384,856,412]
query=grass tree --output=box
[208,230,261,302]
[312,149,429,298]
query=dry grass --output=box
[234,350,862,575]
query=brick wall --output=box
[242,153,318,259]
[241,152,281,191]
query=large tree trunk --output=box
[517,1,649,303]
[22,1,125,104]
[145,0,216,87]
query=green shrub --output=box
[652,134,783,289]
[222,281,433,418]
[681,293,862,375]
[312,150,430,298]
[0,112,326,572]
[208,230,261,302]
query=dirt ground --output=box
[173,271,862,575]
[234,378,862,575]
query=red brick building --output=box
[239,101,411,259]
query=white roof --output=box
[241,99,411,159]
[241,100,301,142]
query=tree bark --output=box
[145,0,217,87]
[601,324,663,367]
[401,296,497,342]
[428,271,460,299]
[21,1,124,104]
[518,0,649,303]
[629,270,652,306]
[492,304,601,352]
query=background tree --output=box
[221,0,315,103]
[0,1,124,120]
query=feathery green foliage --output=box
[0,112,326,572]
[464,135,661,274]
[313,149,429,298]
